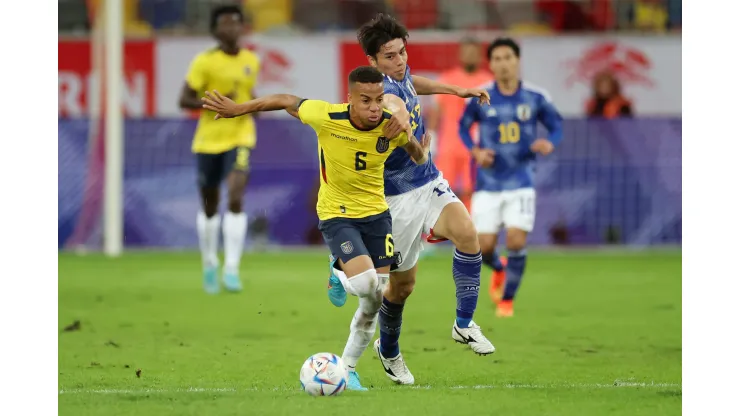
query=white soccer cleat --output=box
[373,339,415,385]
[452,320,496,355]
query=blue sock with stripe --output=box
[453,249,482,328]
[378,297,404,358]
[503,249,527,301]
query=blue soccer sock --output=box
[481,250,504,272]
[502,249,527,301]
[379,297,404,358]
[453,249,482,328]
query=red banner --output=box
[58,39,156,117]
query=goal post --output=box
[103,0,124,257]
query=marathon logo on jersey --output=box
[376,136,391,153]
[516,104,532,121]
[340,241,354,255]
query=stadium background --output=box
[57,0,682,250]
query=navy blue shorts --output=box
[319,210,397,269]
[196,146,250,188]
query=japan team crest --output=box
[340,241,354,255]
[516,104,532,121]
[376,136,391,153]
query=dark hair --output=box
[348,66,385,85]
[487,37,521,60]
[460,36,480,47]
[210,5,243,32]
[357,13,409,57]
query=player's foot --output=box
[203,266,219,294]
[346,370,369,391]
[496,300,514,318]
[489,256,507,304]
[373,339,415,385]
[222,271,242,292]
[327,254,347,307]
[452,320,496,355]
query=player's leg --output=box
[221,146,251,292]
[497,188,536,317]
[196,153,223,294]
[427,178,495,355]
[471,191,507,303]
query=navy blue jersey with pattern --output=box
[459,81,563,192]
[382,66,439,196]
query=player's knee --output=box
[389,279,415,302]
[345,269,379,298]
[452,220,480,253]
[227,197,242,213]
[506,231,527,252]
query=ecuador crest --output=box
[376,136,391,153]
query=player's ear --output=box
[366,55,376,67]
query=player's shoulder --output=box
[238,48,260,64]
[521,81,553,103]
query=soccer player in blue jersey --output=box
[459,38,564,318]
[326,14,495,389]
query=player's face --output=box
[370,39,408,81]
[348,82,384,127]
[489,46,519,82]
[460,43,481,72]
[214,13,243,45]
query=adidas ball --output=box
[299,352,348,396]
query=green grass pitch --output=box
[59,249,681,415]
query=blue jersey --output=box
[382,66,439,196]
[459,81,563,192]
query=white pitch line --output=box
[59,382,680,395]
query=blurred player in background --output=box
[459,38,563,317]
[327,14,495,390]
[178,5,260,294]
[202,66,430,390]
[427,37,493,210]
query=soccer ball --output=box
[299,352,348,396]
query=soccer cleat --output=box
[373,339,415,385]
[452,320,496,355]
[346,370,369,391]
[489,256,507,304]
[496,300,514,318]
[203,266,220,294]
[327,255,347,307]
[223,271,242,292]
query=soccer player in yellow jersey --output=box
[202,67,430,388]
[178,5,260,294]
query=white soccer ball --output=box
[299,352,349,396]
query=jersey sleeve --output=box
[297,99,331,133]
[383,76,404,98]
[458,98,481,150]
[537,94,564,147]
[185,54,208,91]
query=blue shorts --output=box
[196,146,250,188]
[319,210,397,269]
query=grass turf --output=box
[59,249,681,415]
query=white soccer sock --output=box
[197,212,220,269]
[222,211,248,275]
[342,292,382,369]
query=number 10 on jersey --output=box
[498,121,520,144]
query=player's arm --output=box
[531,94,564,155]
[201,91,305,119]
[460,98,494,168]
[401,131,430,165]
[411,75,490,104]
[381,93,411,139]
[179,55,208,110]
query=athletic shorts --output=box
[471,188,536,234]
[196,146,250,188]
[318,210,396,269]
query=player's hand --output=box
[420,132,432,154]
[472,147,495,168]
[201,90,240,120]
[383,108,411,139]
[458,88,491,105]
[530,138,554,155]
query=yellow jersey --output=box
[297,100,409,221]
[186,48,260,154]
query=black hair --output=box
[487,37,521,60]
[357,13,409,57]
[210,5,243,32]
[460,36,480,47]
[348,66,385,86]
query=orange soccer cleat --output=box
[489,256,507,305]
[496,299,514,318]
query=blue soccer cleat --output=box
[203,266,220,294]
[223,271,243,293]
[347,370,369,391]
[327,255,347,307]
